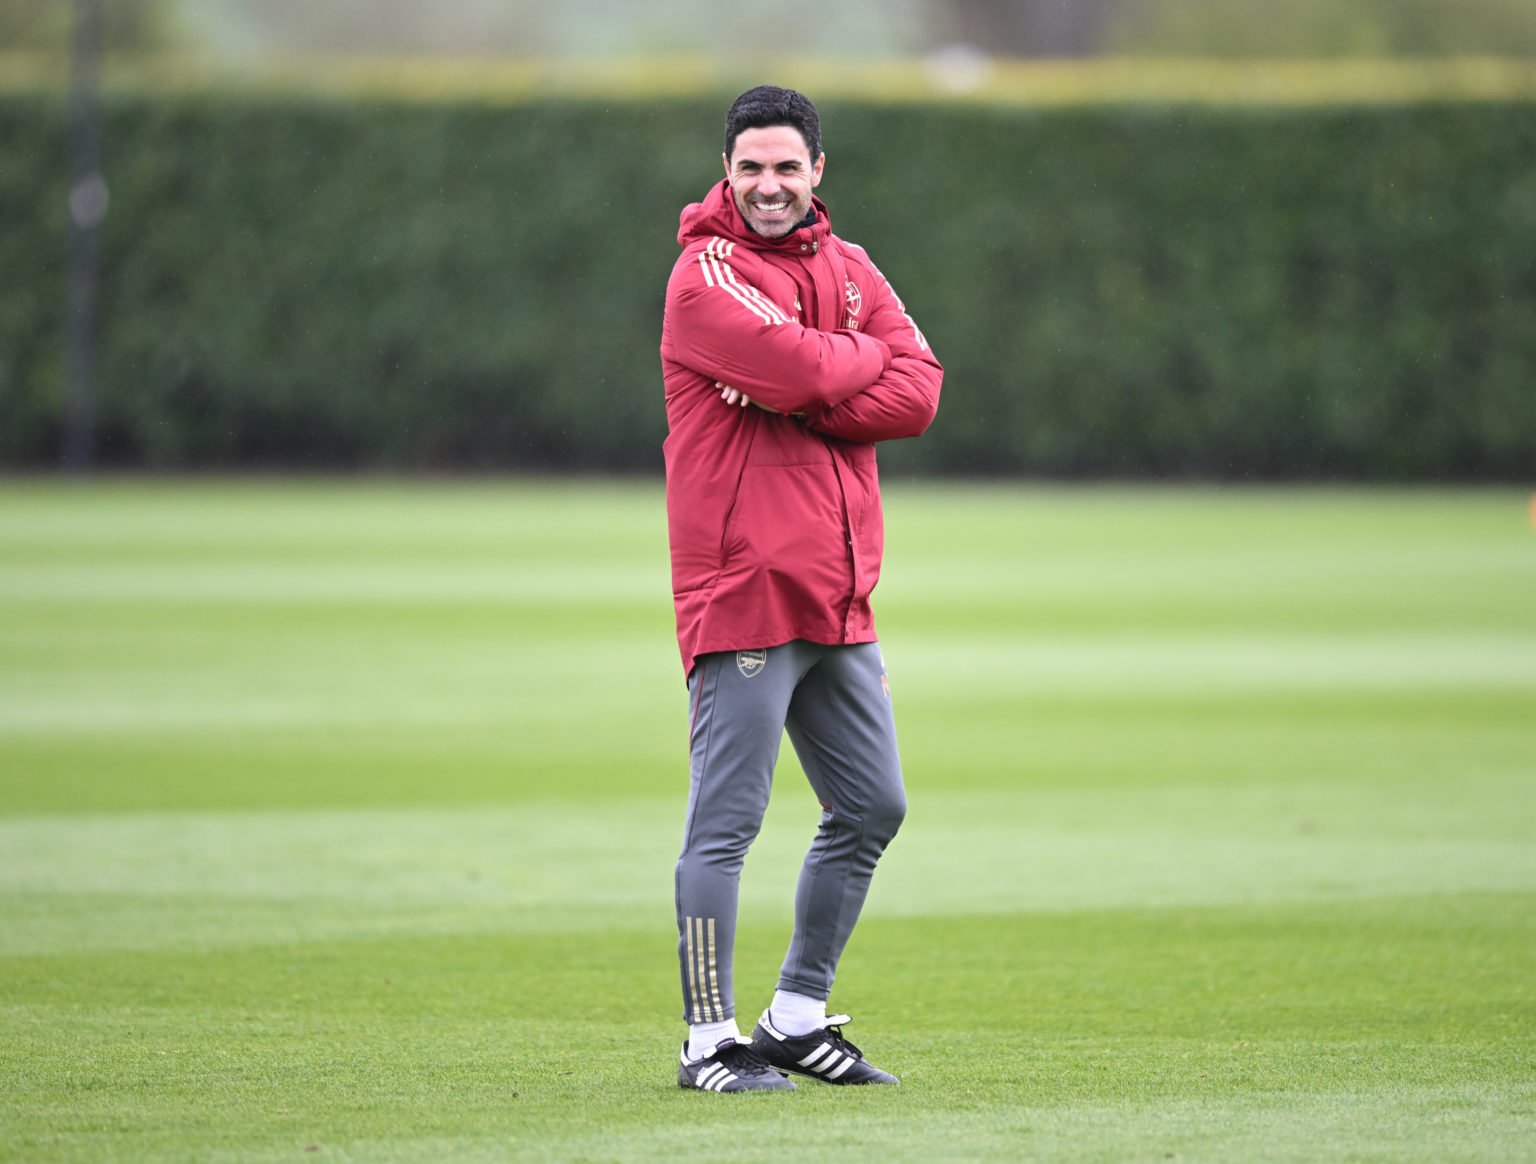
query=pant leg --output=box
[675,642,815,1023]
[777,641,907,1000]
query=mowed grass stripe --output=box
[1,480,1532,1162]
[4,757,1536,957]
[3,898,1530,1161]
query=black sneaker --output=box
[677,1037,797,1093]
[750,1011,899,1085]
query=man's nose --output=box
[756,172,782,196]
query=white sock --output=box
[686,1018,740,1061]
[769,990,826,1037]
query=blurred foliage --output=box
[1109,0,1536,58]
[2,87,1534,479]
[5,54,1532,106]
[52,0,1536,62]
[14,0,1535,64]
[0,0,177,55]
[176,0,925,60]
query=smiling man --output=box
[659,86,943,1093]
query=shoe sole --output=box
[678,1069,796,1092]
[766,1063,898,1086]
[786,1074,898,1085]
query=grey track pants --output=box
[675,639,906,1023]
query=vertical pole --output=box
[65,0,106,473]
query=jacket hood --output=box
[677,179,832,252]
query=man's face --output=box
[724,125,825,239]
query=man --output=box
[660,85,942,1093]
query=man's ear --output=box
[722,152,731,181]
[811,152,826,188]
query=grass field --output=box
[2,479,1533,1162]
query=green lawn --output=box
[1,479,1532,1162]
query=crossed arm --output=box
[665,264,889,415]
[665,242,941,441]
[711,291,941,442]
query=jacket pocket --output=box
[721,463,847,585]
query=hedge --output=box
[3,88,1534,478]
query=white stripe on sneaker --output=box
[797,1043,833,1069]
[697,1062,726,1089]
[813,1051,845,1074]
[826,1057,855,1080]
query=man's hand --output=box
[716,382,780,414]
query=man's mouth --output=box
[753,200,790,215]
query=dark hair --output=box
[724,85,822,163]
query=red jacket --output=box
[660,180,943,676]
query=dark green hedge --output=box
[4,91,1534,478]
